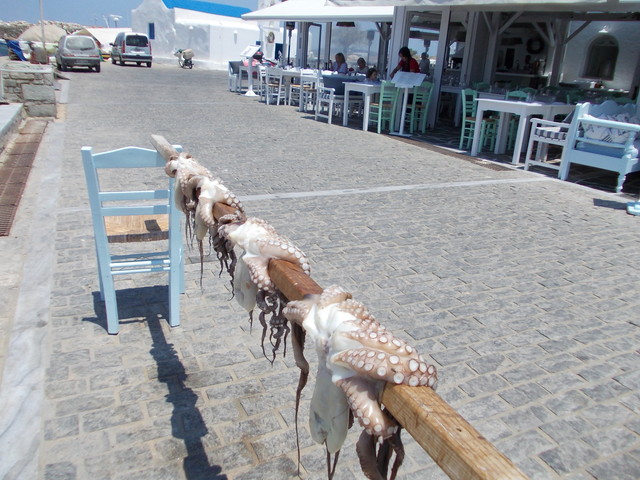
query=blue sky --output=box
[1,0,258,27]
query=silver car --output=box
[56,35,101,72]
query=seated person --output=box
[355,57,368,74]
[330,52,348,74]
[366,68,379,82]
[390,46,419,78]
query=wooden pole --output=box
[151,136,529,480]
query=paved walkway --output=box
[1,64,639,480]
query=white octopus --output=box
[220,216,310,298]
[165,151,243,242]
[284,285,437,480]
[219,216,311,360]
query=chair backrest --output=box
[473,82,491,92]
[379,80,399,105]
[266,67,284,84]
[412,81,433,106]
[228,60,240,75]
[82,146,181,246]
[505,90,529,101]
[315,86,335,122]
[461,88,478,118]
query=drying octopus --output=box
[164,151,244,279]
[284,285,438,480]
[217,214,311,361]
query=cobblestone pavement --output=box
[1,63,639,480]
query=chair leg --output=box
[101,273,120,334]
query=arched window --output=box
[583,34,618,80]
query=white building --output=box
[131,0,290,70]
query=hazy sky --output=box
[2,0,259,27]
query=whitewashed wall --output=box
[131,0,263,70]
[559,21,640,92]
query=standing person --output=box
[331,52,348,74]
[390,46,419,78]
[419,52,430,75]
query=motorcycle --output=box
[175,48,194,69]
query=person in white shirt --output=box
[355,57,368,74]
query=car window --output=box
[125,36,149,47]
[66,37,96,50]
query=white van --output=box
[110,32,152,67]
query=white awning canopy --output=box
[242,0,394,22]
[328,0,640,11]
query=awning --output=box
[242,0,394,22]
[327,0,640,11]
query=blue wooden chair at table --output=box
[406,80,434,134]
[458,88,497,151]
[369,80,400,134]
[505,90,533,151]
[82,145,185,334]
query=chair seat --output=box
[105,214,169,243]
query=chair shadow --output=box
[592,198,630,210]
[85,287,227,480]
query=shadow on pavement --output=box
[85,287,228,480]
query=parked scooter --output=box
[175,48,194,69]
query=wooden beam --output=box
[382,384,528,480]
[150,134,179,162]
[153,135,529,480]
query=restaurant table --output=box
[343,81,382,130]
[471,98,575,164]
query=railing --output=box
[151,135,529,480]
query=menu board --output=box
[392,72,426,88]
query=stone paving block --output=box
[545,390,592,416]
[235,456,300,480]
[581,403,636,429]
[84,444,155,478]
[460,373,509,397]
[539,442,600,475]
[540,417,594,443]
[582,425,638,456]
[44,462,77,480]
[217,412,282,444]
[587,454,640,480]
[44,414,79,440]
[581,380,631,401]
[498,429,555,463]
[81,404,145,432]
[55,392,116,416]
[500,382,549,407]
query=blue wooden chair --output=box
[458,88,497,151]
[82,146,185,334]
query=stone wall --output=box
[1,62,57,117]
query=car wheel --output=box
[146,62,152,68]
[95,64,101,73]
[111,57,116,64]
